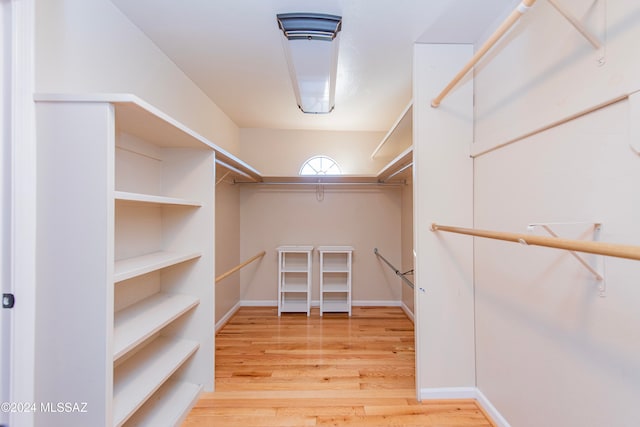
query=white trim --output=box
[352,300,401,307]
[475,388,512,427]
[240,300,278,307]
[371,101,413,159]
[419,386,477,400]
[240,300,403,308]
[34,92,262,179]
[215,302,241,333]
[10,1,36,427]
[420,387,511,427]
[401,302,414,323]
[0,2,11,424]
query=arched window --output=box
[299,155,342,175]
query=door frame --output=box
[3,1,36,426]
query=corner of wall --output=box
[413,42,475,392]
[419,387,511,427]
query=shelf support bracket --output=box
[547,0,602,50]
[528,222,605,296]
[216,171,231,186]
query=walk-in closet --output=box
[4,1,640,426]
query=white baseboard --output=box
[419,387,477,400]
[240,300,277,307]
[352,300,401,306]
[401,302,414,323]
[475,388,511,427]
[239,300,403,308]
[420,387,510,427]
[215,301,241,333]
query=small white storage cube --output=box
[318,246,353,316]
[277,246,313,316]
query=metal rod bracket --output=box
[374,248,415,289]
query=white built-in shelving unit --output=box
[33,93,254,427]
[318,246,353,316]
[277,246,313,316]
[374,101,413,184]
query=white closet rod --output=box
[431,223,640,261]
[431,0,537,108]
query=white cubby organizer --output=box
[277,246,313,316]
[34,94,222,427]
[318,246,353,316]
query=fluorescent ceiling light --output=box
[276,13,342,114]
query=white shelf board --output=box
[115,191,202,207]
[280,301,309,312]
[376,145,413,182]
[321,301,350,312]
[34,93,263,180]
[371,101,413,159]
[113,337,199,427]
[317,246,354,252]
[114,293,200,361]
[281,284,309,292]
[114,251,201,283]
[322,285,349,292]
[121,379,202,427]
[281,266,310,273]
[322,267,350,273]
[277,245,314,252]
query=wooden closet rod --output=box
[215,251,266,283]
[431,223,640,261]
[471,93,630,158]
[431,0,537,108]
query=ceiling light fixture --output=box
[276,13,342,114]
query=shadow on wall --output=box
[475,278,640,393]
[475,3,640,120]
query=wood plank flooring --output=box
[182,306,494,426]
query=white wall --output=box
[473,1,640,425]
[35,0,247,341]
[215,169,241,326]
[240,128,387,176]
[35,0,240,155]
[412,43,475,394]
[474,0,640,154]
[7,2,37,426]
[0,0,11,420]
[401,177,414,316]
[239,185,402,305]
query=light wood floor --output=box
[182,306,494,426]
